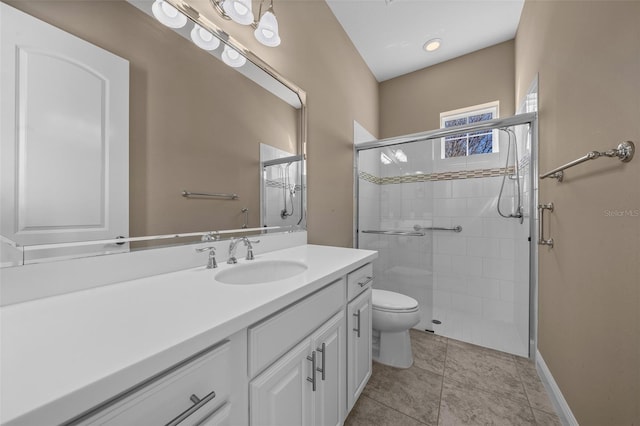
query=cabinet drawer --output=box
[248,279,345,377]
[194,401,232,426]
[76,342,230,425]
[347,263,373,301]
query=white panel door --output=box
[0,4,129,254]
[347,288,372,412]
[310,310,345,426]
[250,339,314,426]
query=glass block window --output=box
[440,101,499,158]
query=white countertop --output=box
[0,244,377,425]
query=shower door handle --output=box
[538,203,554,247]
[353,310,361,338]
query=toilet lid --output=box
[372,289,419,312]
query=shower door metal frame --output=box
[354,112,539,358]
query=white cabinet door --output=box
[0,3,129,259]
[347,288,372,412]
[250,339,314,426]
[310,310,345,426]
[196,402,232,426]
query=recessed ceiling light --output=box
[424,38,442,52]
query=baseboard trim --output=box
[535,349,579,426]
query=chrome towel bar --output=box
[540,141,635,181]
[414,224,463,233]
[361,230,425,237]
[361,224,462,236]
[182,190,239,200]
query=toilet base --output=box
[372,329,413,368]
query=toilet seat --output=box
[372,289,419,313]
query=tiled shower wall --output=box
[357,126,531,357]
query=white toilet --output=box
[371,289,420,369]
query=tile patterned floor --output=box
[346,330,562,426]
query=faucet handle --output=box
[196,246,216,253]
[196,246,218,269]
[244,239,260,260]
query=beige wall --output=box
[379,41,515,138]
[516,1,640,424]
[7,0,379,247]
[206,0,380,247]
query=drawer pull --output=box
[316,342,326,381]
[353,310,361,338]
[165,390,216,426]
[357,276,373,287]
[306,351,317,392]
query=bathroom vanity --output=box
[0,244,376,425]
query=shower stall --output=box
[355,113,537,357]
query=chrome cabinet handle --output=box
[165,390,216,426]
[306,351,317,392]
[353,310,361,338]
[357,276,373,287]
[316,342,326,381]
[538,203,554,247]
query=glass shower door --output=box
[356,142,435,331]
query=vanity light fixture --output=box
[190,23,221,51]
[212,0,282,47]
[151,0,187,28]
[423,38,442,52]
[222,44,247,67]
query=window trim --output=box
[439,101,500,159]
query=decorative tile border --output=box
[265,179,302,191]
[358,166,515,185]
[358,171,380,184]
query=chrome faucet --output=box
[195,246,217,269]
[227,237,260,264]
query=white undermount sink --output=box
[215,260,308,284]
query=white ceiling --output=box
[325,0,525,82]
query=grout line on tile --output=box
[442,373,532,407]
[436,336,449,425]
[513,356,538,422]
[362,394,432,426]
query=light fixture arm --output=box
[210,0,263,28]
[258,0,275,19]
[209,0,230,20]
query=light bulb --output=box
[190,24,221,51]
[222,0,254,25]
[221,44,247,68]
[151,0,187,28]
[254,10,281,47]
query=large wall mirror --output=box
[0,0,306,267]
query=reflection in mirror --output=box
[260,144,304,227]
[0,0,306,267]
